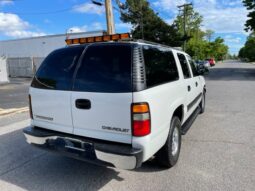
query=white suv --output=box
[23,34,206,169]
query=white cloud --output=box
[153,0,248,34]
[91,22,103,30]
[5,31,46,38]
[72,3,104,15]
[67,26,87,33]
[68,22,104,33]
[224,35,241,43]
[115,23,132,30]
[0,12,46,38]
[0,0,14,6]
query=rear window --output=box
[31,46,84,90]
[73,44,132,93]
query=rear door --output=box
[31,46,84,134]
[71,44,133,144]
[176,53,196,121]
[187,56,203,108]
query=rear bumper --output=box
[23,126,143,170]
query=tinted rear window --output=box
[31,46,84,90]
[177,53,191,79]
[73,44,132,93]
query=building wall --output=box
[0,31,105,58]
[0,58,9,83]
[0,31,105,77]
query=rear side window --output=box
[73,44,132,93]
[143,46,179,88]
[177,53,191,79]
[31,46,84,90]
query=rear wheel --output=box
[156,116,182,168]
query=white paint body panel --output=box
[30,87,74,134]
[71,92,132,144]
[132,80,186,161]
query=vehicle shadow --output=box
[0,129,124,191]
[206,67,255,81]
[0,128,166,191]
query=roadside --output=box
[0,78,31,116]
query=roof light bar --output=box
[65,33,131,45]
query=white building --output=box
[0,31,105,77]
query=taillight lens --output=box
[28,94,33,119]
[132,103,151,137]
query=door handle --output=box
[195,82,198,87]
[187,85,191,92]
[76,99,91,109]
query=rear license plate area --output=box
[49,138,96,159]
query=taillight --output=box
[132,103,151,137]
[28,94,33,119]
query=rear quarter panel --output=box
[132,80,186,161]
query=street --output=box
[0,78,30,109]
[0,60,254,191]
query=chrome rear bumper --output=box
[23,126,143,170]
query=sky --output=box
[0,0,250,55]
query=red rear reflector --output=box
[133,120,150,136]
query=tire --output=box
[156,116,182,168]
[200,91,206,114]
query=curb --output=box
[0,107,29,116]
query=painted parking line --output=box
[0,107,29,116]
[0,119,30,136]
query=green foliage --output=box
[243,0,255,32]
[239,33,255,61]
[174,6,228,61]
[119,1,228,60]
[120,0,182,47]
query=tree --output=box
[243,0,255,32]
[120,0,182,47]
[174,6,228,61]
[239,33,255,61]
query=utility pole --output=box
[177,3,192,51]
[105,0,115,35]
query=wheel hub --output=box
[172,127,179,156]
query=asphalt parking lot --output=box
[0,60,254,191]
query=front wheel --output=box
[156,116,182,168]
